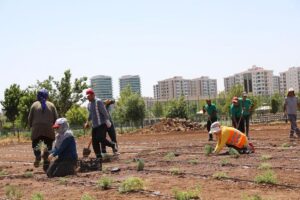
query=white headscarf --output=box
[53,118,73,149]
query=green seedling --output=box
[254,170,277,184]
[58,177,68,185]
[5,185,23,200]
[97,177,113,190]
[173,185,201,200]
[170,168,182,176]
[220,158,231,166]
[188,159,199,165]
[281,143,291,149]
[242,194,264,200]
[31,192,44,200]
[204,144,214,156]
[118,177,144,193]
[212,172,229,180]
[164,152,176,161]
[136,159,145,171]
[258,163,272,170]
[35,141,47,153]
[81,194,95,200]
[260,155,272,161]
[228,148,240,158]
[23,171,33,178]
[0,169,8,176]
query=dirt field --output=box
[1,123,300,200]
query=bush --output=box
[97,177,113,190]
[119,177,144,193]
[212,172,229,180]
[5,185,22,200]
[31,193,44,200]
[173,186,201,200]
[254,170,277,184]
[204,145,213,156]
[136,159,145,171]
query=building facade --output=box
[191,77,217,99]
[119,75,141,95]
[90,75,113,100]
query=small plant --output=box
[254,170,277,184]
[35,141,47,153]
[164,152,176,161]
[118,177,144,193]
[81,194,95,200]
[220,158,231,166]
[212,172,229,180]
[258,163,272,170]
[5,185,23,200]
[97,177,113,190]
[58,177,68,185]
[136,159,145,171]
[242,194,263,200]
[0,169,8,176]
[173,186,201,200]
[204,144,214,156]
[281,143,291,148]
[188,159,199,165]
[170,168,182,176]
[260,155,272,161]
[228,148,240,158]
[31,192,44,200]
[24,171,33,178]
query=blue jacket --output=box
[52,136,78,160]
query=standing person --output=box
[230,97,245,133]
[209,121,254,154]
[28,89,58,169]
[84,88,118,159]
[101,99,118,154]
[47,118,78,177]
[240,92,254,139]
[284,88,300,138]
[203,99,218,141]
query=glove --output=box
[105,120,112,128]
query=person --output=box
[209,121,254,154]
[230,97,245,133]
[84,88,118,159]
[283,88,300,138]
[101,99,118,154]
[28,89,58,169]
[47,118,78,177]
[203,99,218,141]
[240,92,254,139]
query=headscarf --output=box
[37,89,49,111]
[53,118,73,149]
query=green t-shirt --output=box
[230,103,242,118]
[204,104,217,118]
[239,98,253,116]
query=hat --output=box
[53,118,68,128]
[288,88,294,92]
[232,96,238,103]
[209,121,221,134]
[86,88,95,96]
[242,92,247,97]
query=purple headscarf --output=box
[37,89,49,111]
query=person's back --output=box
[284,88,300,138]
[285,96,298,115]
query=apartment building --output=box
[280,67,300,94]
[90,75,113,100]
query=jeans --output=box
[288,114,300,134]
[102,121,117,153]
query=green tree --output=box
[126,93,146,127]
[152,102,164,118]
[271,93,284,114]
[17,88,36,127]
[166,96,187,119]
[65,105,88,127]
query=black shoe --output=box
[208,135,213,141]
[112,142,119,155]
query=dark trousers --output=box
[226,144,248,154]
[207,117,218,132]
[32,136,54,159]
[92,124,114,158]
[232,117,245,133]
[243,115,250,136]
[47,158,77,178]
[102,121,117,153]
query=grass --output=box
[170,168,182,176]
[242,194,264,200]
[58,177,68,185]
[97,177,113,190]
[81,194,95,200]
[220,158,231,166]
[258,163,272,170]
[136,159,145,171]
[31,192,44,200]
[118,177,144,193]
[204,144,214,156]
[23,171,33,178]
[228,148,240,158]
[254,170,277,184]
[5,185,23,200]
[212,172,229,180]
[173,186,201,200]
[164,152,176,161]
[188,159,199,165]
[260,155,272,161]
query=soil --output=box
[1,123,300,200]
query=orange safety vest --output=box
[226,129,247,149]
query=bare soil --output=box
[1,123,300,200]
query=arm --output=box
[98,100,110,121]
[52,137,74,157]
[213,136,227,154]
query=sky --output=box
[1,0,300,104]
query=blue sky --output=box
[1,0,300,102]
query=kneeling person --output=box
[47,118,78,178]
[209,121,254,154]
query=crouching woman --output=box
[47,118,78,178]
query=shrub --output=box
[204,145,214,156]
[164,152,176,161]
[228,148,240,158]
[31,192,44,200]
[81,194,95,200]
[212,172,229,180]
[136,159,145,171]
[254,170,277,184]
[97,177,113,190]
[258,163,272,170]
[119,177,144,193]
[173,186,201,200]
[260,155,272,161]
[5,185,23,200]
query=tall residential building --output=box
[90,75,113,100]
[119,75,141,95]
[272,76,280,94]
[280,66,300,94]
[153,84,159,99]
[279,72,287,94]
[191,77,218,99]
[224,65,274,96]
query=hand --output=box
[48,154,54,161]
[105,120,112,128]
[84,122,90,129]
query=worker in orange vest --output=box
[209,121,254,154]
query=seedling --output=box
[281,143,291,149]
[260,155,272,161]
[212,172,229,180]
[24,171,33,178]
[0,169,8,176]
[81,194,95,200]
[136,159,145,171]
[170,168,182,176]
[58,177,68,185]
[35,141,47,153]
[228,148,240,158]
[5,185,23,200]
[188,159,199,165]
[97,177,113,190]
[173,186,201,200]
[31,192,44,200]
[242,194,263,200]
[118,177,144,193]
[204,144,214,156]
[164,152,176,161]
[258,163,272,170]
[254,170,277,184]
[220,158,231,166]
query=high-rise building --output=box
[119,75,141,95]
[280,66,300,94]
[191,77,218,99]
[272,76,280,94]
[279,72,287,95]
[153,84,159,100]
[90,75,113,100]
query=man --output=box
[209,121,254,154]
[203,99,218,141]
[283,88,300,138]
[230,97,245,133]
[240,92,253,139]
[47,118,78,177]
[28,89,58,169]
[84,88,118,158]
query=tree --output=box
[0,84,23,132]
[152,102,164,118]
[126,93,146,127]
[65,105,88,127]
[166,96,187,119]
[17,88,36,127]
[271,93,284,114]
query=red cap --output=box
[86,88,95,96]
